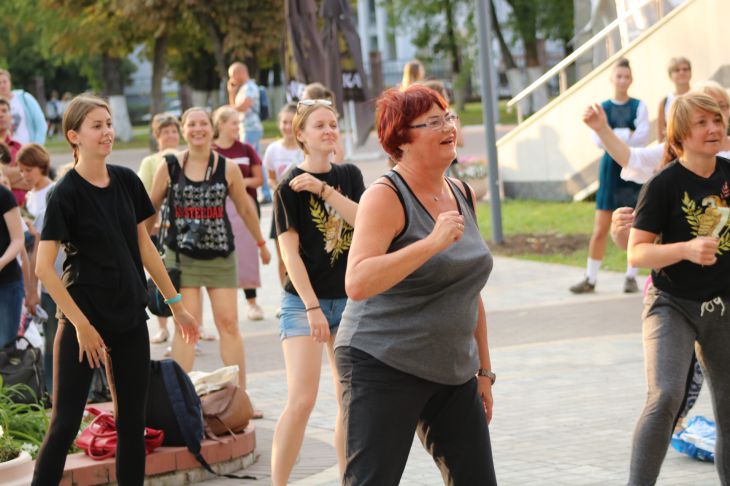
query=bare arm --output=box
[627,227,718,269]
[345,183,463,301]
[242,163,264,189]
[288,172,358,226]
[0,208,24,271]
[226,160,271,263]
[584,103,630,167]
[137,223,198,343]
[146,159,171,233]
[474,297,493,422]
[35,240,106,368]
[278,228,329,342]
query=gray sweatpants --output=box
[629,286,730,486]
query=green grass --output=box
[458,100,518,126]
[46,125,151,154]
[475,199,635,273]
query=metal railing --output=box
[506,0,674,124]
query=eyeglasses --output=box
[297,99,333,111]
[408,112,459,131]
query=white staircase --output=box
[496,0,730,200]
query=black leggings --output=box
[336,346,497,486]
[32,321,150,486]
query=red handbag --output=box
[76,407,164,460]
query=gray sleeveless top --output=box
[335,171,493,385]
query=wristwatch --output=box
[477,368,496,385]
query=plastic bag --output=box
[671,415,716,462]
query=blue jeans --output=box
[279,291,347,340]
[0,279,24,348]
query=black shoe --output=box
[569,277,595,294]
[624,277,639,293]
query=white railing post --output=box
[559,69,568,94]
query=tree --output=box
[387,0,474,111]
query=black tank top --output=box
[165,153,235,259]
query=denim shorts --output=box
[279,291,347,340]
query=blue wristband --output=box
[164,293,182,305]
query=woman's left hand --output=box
[477,376,493,424]
[172,306,200,344]
[259,244,272,265]
[289,173,324,195]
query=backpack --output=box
[258,86,270,121]
[146,360,255,479]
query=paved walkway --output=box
[95,135,720,485]
[143,202,719,486]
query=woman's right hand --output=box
[582,103,608,132]
[683,237,719,265]
[427,211,464,253]
[75,322,107,368]
[307,307,330,343]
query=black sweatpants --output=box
[336,346,498,486]
[32,321,150,486]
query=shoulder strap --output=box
[382,171,410,241]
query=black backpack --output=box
[146,359,255,479]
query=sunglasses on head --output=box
[297,99,333,111]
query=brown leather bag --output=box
[199,383,254,439]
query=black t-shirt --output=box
[274,163,365,299]
[633,157,730,301]
[0,185,22,284]
[41,165,156,333]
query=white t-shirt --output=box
[9,93,30,144]
[26,182,54,232]
[623,144,730,184]
[263,140,304,181]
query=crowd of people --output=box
[0,51,728,486]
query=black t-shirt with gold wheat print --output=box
[634,156,730,301]
[274,163,365,299]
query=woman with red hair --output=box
[335,85,497,485]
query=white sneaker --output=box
[247,304,264,321]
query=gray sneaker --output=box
[569,277,595,294]
[624,277,639,293]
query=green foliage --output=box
[0,379,49,460]
[502,0,574,65]
[476,199,635,273]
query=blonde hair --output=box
[293,103,339,153]
[692,81,730,111]
[181,107,212,127]
[17,144,51,176]
[665,92,726,164]
[211,105,238,139]
[62,95,111,164]
[151,113,181,138]
[401,60,424,89]
[667,57,691,76]
[0,69,9,80]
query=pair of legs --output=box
[335,346,497,486]
[32,321,150,485]
[629,287,730,485]
[171,286,247,389]
[271,292,346,486]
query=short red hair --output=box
[376,85,449,161]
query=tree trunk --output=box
[101,54,133,142]
[179,83,193,111]
[490,0,517,70]
[198,12,228,83]
[443,0,465,111]
[151,32,168,116]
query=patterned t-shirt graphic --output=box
[308,190,353,265]
[682,182,730,253]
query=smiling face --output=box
[220,114,240,141]
[296,106,338,155]
[67,107,114,160]
[156,124,180,151]
[681,108,726,158]
[182,110,213,149]
[0,103,11,134]
[400,104,457,165]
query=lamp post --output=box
[475,0,504,244]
